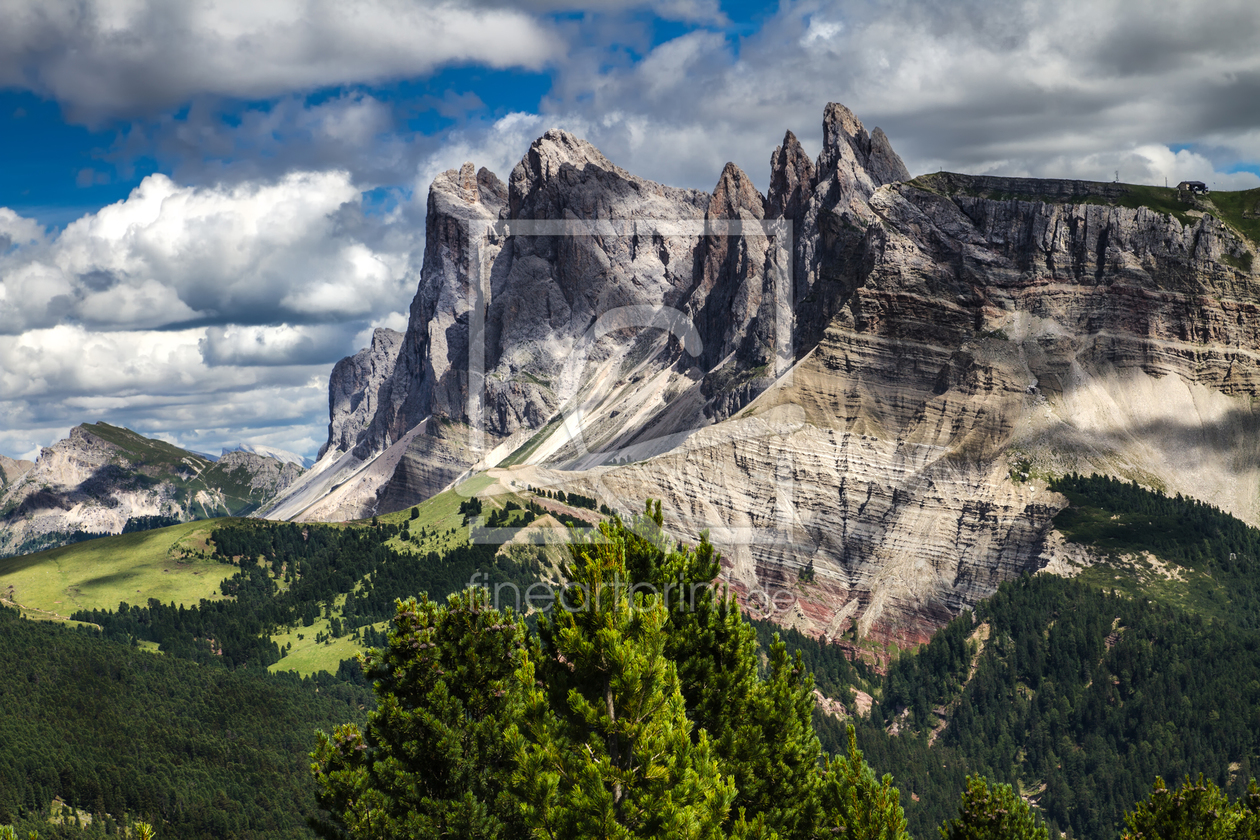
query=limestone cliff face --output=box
[0,455,33,489]
[0,424,303,557]
[302,104,910,517]
[320,327,405,459]
[286,102,1260,646]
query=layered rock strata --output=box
[279,103,1260,645]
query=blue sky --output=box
[2,0,1259,462]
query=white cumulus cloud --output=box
[1,171,416,334]
[0,168,422,460]
[1,0,562,119]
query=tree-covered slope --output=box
[826,476,1260,840]
[0,605,370,838]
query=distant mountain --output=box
[222,442,314,469]
[0,423,304,557]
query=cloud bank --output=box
[1,0,561,119]
[0,172,418,460]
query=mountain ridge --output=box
[0,422,304,557]
[262,101,1260,646]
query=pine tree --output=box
[1238,779,1260,839]
[940,775,1048,840]
[618,501,823,839]
[311,590,533,840]
[818,725,909,840]
[511,522,737,839]
[1121,776,1244,840]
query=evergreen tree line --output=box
[0,605,370,838]
[847,574,1260,839]
[747,617,876,701]
[530,488,600,511]
[121,516,183,534]
[311,501,1260,840]
[70,520,540,669]
[1050,473,1260,626]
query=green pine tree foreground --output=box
[310,501,909,840]
[309,499,1260,840]
[1120,776,1260,840]
[938,776,1047,840]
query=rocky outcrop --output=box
[207,450,304,498]
[280,102,1260,646]
[223,443,313,470]
[0,455,33,489]
[320,327,405,459]
[0,423,304,557]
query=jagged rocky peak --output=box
[815,101,911,201]
[508,127,712,222]
[222,442,312,470]
[269,99,1260,651]
[436,161,506,207]
[710,161,767,220]
[767,130,815,220]
[321,327,405,459]
[306,101,908,510]
[511,129,618,197]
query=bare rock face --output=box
[0,423,303,557]
[766,130,814,221]
[212,450,305,497]
[0,455,33,489]
[283,102,1260,648]
[296,128,798,518]
[321,327,405,458]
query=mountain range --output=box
[0,422,303,557]
[5,101,1259,648]
[252,101,1260,646]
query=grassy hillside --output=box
[0,479,562,677]
[0,484,557,833]
[81,422,213,474]
[1209,186,1260,249]
[0,520,233,621]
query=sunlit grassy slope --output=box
[268,482,490,675]
[0,519,237,620]
[4,472,560,675]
